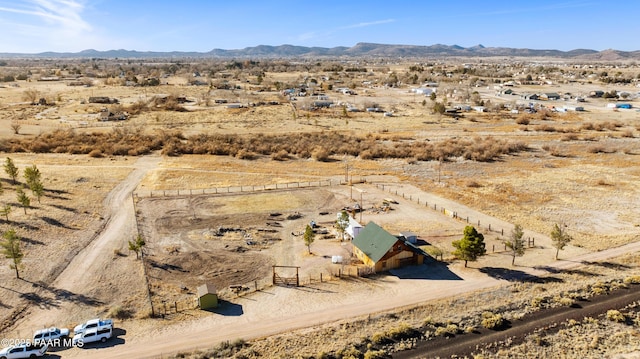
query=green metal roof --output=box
[353,222,399,263]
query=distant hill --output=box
[0,43,638,60]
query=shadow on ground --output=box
[204,299,244,316]
[480,267,563,283]
[390,262,463,280]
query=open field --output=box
[0,58,638,358]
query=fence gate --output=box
[272,265,300,287]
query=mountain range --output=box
[1,43,639,60]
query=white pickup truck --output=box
[72,327,112,346]
[73,318,113,336]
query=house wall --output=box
[356,239,425,272]
[353,246,376,267]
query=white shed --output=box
[346,217,363,239]
[399,231,418,244]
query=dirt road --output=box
[9,155,161,334]
[62,234,640,359]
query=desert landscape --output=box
[0,55,638,359]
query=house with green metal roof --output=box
[352,222,427,272]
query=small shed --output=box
[197,283,218,310]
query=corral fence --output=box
[373,183,538,251]
[145,266,378,318]
[134,179,345,199]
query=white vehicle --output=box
[33,326,69,344]
[73,318,113,336]
[72,327,112,346]
[0,342,47,359]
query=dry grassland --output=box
[0,63,639,358]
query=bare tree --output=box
[10,122,21,135]
[22,88,41,104]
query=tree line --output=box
[452,222,573,268]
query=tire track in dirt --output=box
[9,155,161,333]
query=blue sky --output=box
[0,0,638,53]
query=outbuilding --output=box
[197,283,218,310]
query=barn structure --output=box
[352,222,427,272]
[197,283,218,310]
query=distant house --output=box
[197,283,218,310]
[352,222,427,272]
[521,93,540,100]
[589,90,605,98]
[541,93,561,101]
[412,87,435,96]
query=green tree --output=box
[506,224,526,266]
[1,228,23,279]
[303,224,315,254]
[0,204,11,222]
[433,101,446,115]
[16,186,30,214]
[128,234,146,259]
[430,92,437,101]
[23,164,41,189]
[335,210,350,241]
[30,181,44,203]
[4,157,18,184]
[452,226,486,267]
[550,223,572,260]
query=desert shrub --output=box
[621,129,635,138]
[434,324,458,337]
[556,296,575,307]
[236,149,256,160]
[624,275,640,284]
[588,145,607,154]
[127,99,149,115]
[107,305,133,320]
[386,322,414,340]
[363,349,387,359]
[371,331,389,344]
[481,311,505,330]
[528,333,548,347]
[464,326,476,334]
[88,149,103,158]
[515,116,530,125]
[271,149,289,161]
[466,180,482,188]
[606,310,626,323]
[312,147,331,162]
[561,133,579,141]
[359,149,374,160]
[534,124,558,132]
[337,345,361,359]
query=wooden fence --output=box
[134,179,337,199]
[373,183,538,247]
